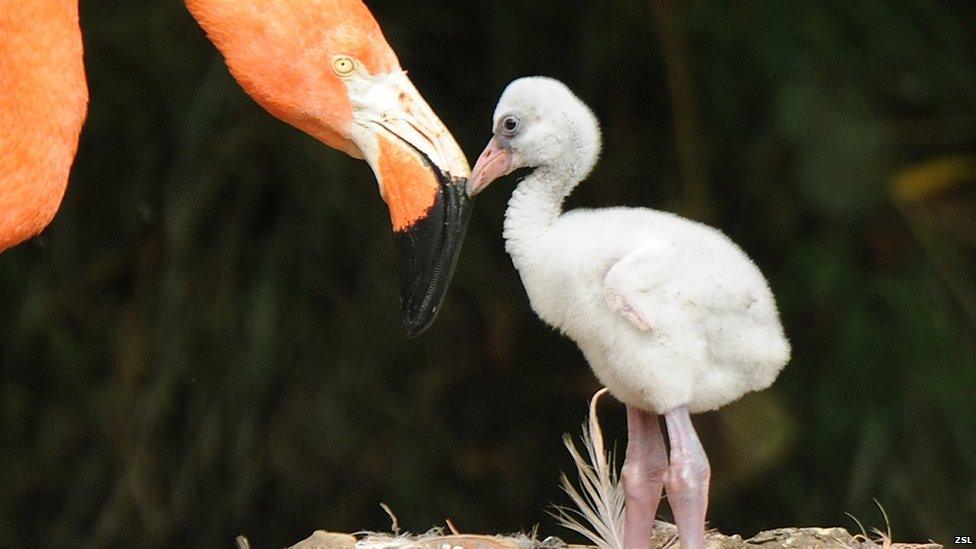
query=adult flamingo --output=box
[0,1,470,336]
[0,1,87,253]
[185,0,471,335]
[468,77,790,549]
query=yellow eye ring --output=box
[332,56,356,77]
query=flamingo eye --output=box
[500,116,520,136]
[331,56,356,77]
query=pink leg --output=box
[621,406,667,549]
[663,406,710,549]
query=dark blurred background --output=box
[1,0,974,546]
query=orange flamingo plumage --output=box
[186,0,472,335]
[0,1,470,334]
[0,1,87,253]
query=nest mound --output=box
[273,525,941,549]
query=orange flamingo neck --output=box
[185,0,401,157]
[0,0,88,252]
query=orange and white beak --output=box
[345,70,472,336]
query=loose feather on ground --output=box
[550,388,625,549]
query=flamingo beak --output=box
[467,136,514,196]
[350,73,472,337]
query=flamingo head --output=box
[186,0,471,336]
[468,77,601,197]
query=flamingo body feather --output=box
[0,0,87,252]
[514,205,789,414]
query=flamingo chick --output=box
[467,77,790,549]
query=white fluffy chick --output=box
[467,77,790,549]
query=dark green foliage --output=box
[1,0,974,546]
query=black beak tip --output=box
[394,177,473,338]
[402,309,437,339]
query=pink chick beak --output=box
[467,137,514,196]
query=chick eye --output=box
[501,116,520,135]
[331,55,356,77]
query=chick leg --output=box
[663,406,710,549]
[622,406,667,549]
